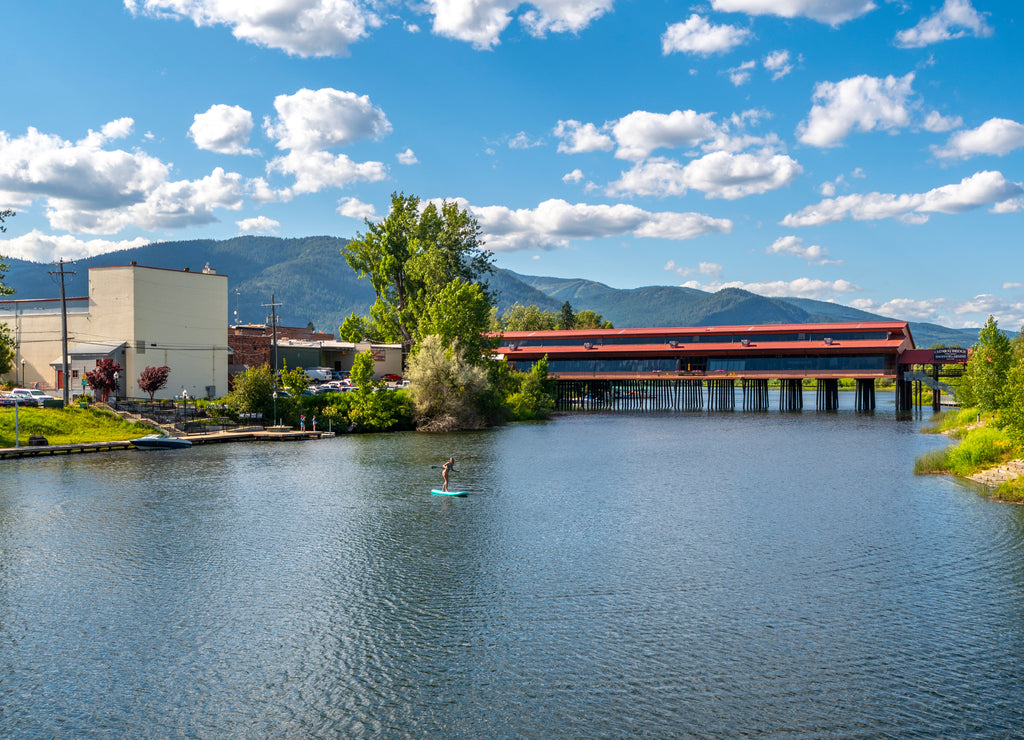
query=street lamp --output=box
[272,390,278,427]
[21,358,25,387]
[113,371,119,404]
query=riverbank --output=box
[916,408,1024,503]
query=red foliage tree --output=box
[85,358,122,402]
[138,365,170,401]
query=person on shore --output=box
[300,414,306,432]
[441,457,456,492]
[311,415,317,431]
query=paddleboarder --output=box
[441,457,456,492]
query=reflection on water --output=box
[2,397,1024,738]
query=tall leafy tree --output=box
[416,279,495,365]
[499,303,558,331]
[575,309,613,329]
[341,192,494,348]
[1002,328,1024,449]
[963,315,1013,412]
[0,209,16,375]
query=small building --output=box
[227,325,403,380]
[1,263,229,400]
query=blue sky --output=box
[1,0,1022,330]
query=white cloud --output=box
[661,14,752,57]
[728,60,756,87]
[607,150,802,200]
[1003,282,1023,291]
[428,0,613,49]
[124,0,382,57]
[611,109,718,161]
[101,118,135,140]
[336,197,377,219]
[766,235,835,264]
[798,73,916,148]
[266,149,387,194]
[667,260,724,279]
[681,276,861,300]
[895,0,992,48]
[991,198,1024,214]
[237,215,279,233]
[554,120,614,154]
[852,297,947,322]
[709,0,876,26]
[781,170,1024,226]
[0,229,151,263]
[397,148,419,165]
[922,110,963,133]
[933,118,1024,159]
[264,88,391,151]
[0,124,247,234]
[763,49,793,80]
[469,198,731,251]
[562,168,584,183]
[509,131,544,149]
[189,104,258,155]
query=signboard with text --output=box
[932,347,969,364]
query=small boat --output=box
[131,434,193,450]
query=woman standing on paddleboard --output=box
[441,457,456,492]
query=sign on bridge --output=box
[932,347,969,364]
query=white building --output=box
[1,263,229,400]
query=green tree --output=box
[504,355,556,420]
[342,192,494,348]
[963,315,1013,412]
[338,312,372,342]
[0,209,16,375]
[499,303,558,331]
[559,301,576,330]
[278,359,310,397]
[574,309,613,329]
[405,335,489,431]
[1001,327,1024,449]
[228,364,277,421]
[416,279,495,365]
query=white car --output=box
[10,388,51,406]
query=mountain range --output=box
[2,235,979,348]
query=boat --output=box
[131,434,193,450]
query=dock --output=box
[0,429,330,459]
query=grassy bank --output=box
[915,409,1024,503]
[0,406,154,447]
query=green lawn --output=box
[0,406,155,447]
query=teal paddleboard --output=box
[431,489,467,497]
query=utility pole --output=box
[262,293,283,378]
[49,259,75,405]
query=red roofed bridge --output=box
[494,321,964,412]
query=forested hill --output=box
[3,236,979,347]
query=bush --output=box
[944,427,1011,476]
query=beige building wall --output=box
[89,265,229,399]
[0,299,92,390]
[2,264,228,399]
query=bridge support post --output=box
[816,379,839,411]
[779,379,803,411]
[855,379,875,411]
[742,379,769,411]
[708,379,735,411]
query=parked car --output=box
[382,374,403,382]
[0,393,17,407]
[10,388,51,406]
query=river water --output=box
[2,394,1024,738]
